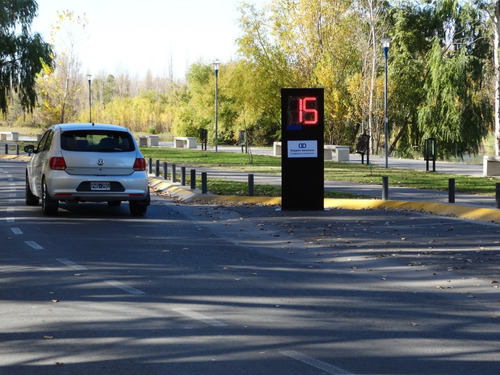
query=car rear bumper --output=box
[45,170,149,202]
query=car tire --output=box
[41,179,58,215]
[129,191,150,216]
[25,173,39,206]
[129,200,148,216]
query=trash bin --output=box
[355,133,370,164]
[239,130,247,153]
[424,137,437,172]
[199,128,208,150]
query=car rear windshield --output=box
[61,130,136,152]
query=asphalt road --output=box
[1,158,500,375]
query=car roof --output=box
[51,123,132,133]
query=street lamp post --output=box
[213,61,220,152]
[87,74,92,123]
[382,37,390,168]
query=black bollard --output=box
[201,172,207,194]
[190,169,196,190]
[163,162,168,180]
[171,164,176,183]
[496,183,500,209]
[449,178,455,203]
[181,167,186,186]
[382,176,389,201]
[248,174,254,196]
[155,160,160,177]
[148,158,152,174]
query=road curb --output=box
[324,199,500,224]
[0,154,30,161]
[149,177,500,224]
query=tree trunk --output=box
[495,3,500,156]
[368,0,376,155]
[389,114,409,155]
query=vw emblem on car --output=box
[97,158,104,166]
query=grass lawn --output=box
[141,147,499,197]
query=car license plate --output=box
[90,182,111,191]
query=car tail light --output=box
[133,158,146,171]
[49,157,67,170]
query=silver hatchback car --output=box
[24,123,150,216]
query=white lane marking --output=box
[25,241,44,250]
[9,193,16,197]
[172,307,228,327]
[7,217,15,223]
[279,350,353,375]
[11,227,23,235]
[56,258,88,271]
[7,207,14,213]
[104,280,145,295]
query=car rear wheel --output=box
[129,200,148,216]
[25,173,39,206]
[42,179,59,215]
[129,191,150,216]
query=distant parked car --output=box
[24,123,150,216]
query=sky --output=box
[32,0,268,79]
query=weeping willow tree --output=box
[418,39,490,158]
[417,1,492,159]
[389,0,491,158]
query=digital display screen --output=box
[285,96,319,130]
[281,87,324,210]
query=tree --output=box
[36,10,87,124]
[389,0,491,157]
[475,1,500,156]
[236,1,292,143]
[388,2,435,156]
[494,1,500,156]
[0,0,53,113]
[236,0,362,145]
[418,1,491,158]
[354,0,389,154]
[419,39,489,158]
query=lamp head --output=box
[382,37,391,49]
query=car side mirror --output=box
[24,145,35,155]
